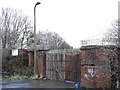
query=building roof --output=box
[80,45,117,50]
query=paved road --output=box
[2,79,74,88]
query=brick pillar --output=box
[28,51,34,67]
[38,51,46,78]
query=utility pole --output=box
[0,22,2,74]
[34,2,41,77]
[118,2,120,89]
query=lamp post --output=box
[0,17,2,74]
[118,2,120,88]
[0,38,1,61]
[34,2,41,76]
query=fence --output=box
[45,49,81,82]
[27,45,118,88]
[2,45,118,88]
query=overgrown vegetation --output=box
[2,57,34,80]
[2,66,34,79]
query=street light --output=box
[0,25,2,73]
[34,2,41,76]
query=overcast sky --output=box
[0,0,119,48]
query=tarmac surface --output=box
[2,79,74,88]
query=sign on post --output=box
[12,49,18,56]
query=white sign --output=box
[12,49,18,56]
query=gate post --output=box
[38,51,46,78]
[28,51,34,67]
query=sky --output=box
[0,0,119,48]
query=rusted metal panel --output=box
[64,53,81,82]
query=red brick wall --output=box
[28,50,46,77]
[81,66,111,88]
[18,49,28,66]
[81,66,96,88]
[37,51,46,78]
[96,67,110,88]
[2,49,29,68]
[80,45,117,88]
[28,51,34,67]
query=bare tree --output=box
[101,20,120,88]
[0,18,2,72]
[102,20,119,45]
[35,30,72,49]
[0,8,33,49]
